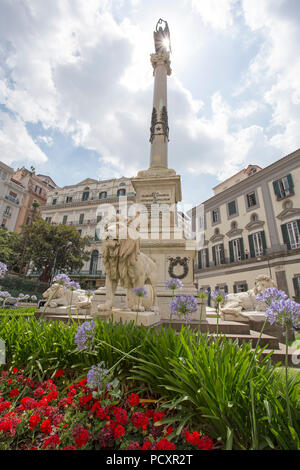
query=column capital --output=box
[150,52,172,76]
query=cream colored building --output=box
[190,149,300,304]
[40,176,135,287]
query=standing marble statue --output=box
[153,18,171,54]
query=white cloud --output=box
[0,111,48,164]
[189,0,238,30]
[241,0,300,154]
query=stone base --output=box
[91,288,206,322]
[93,308,160,326]
[38,306,91,316]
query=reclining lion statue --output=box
[221,274,277,320]
[43,283,92,309]
[98,216,157,313]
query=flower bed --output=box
[0,369,213,451]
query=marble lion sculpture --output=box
[98,216,157,313]
[42,283,92,309]
[220,274,277,320]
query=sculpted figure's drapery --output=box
[153,18,171,54]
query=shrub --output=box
[0,276,48,300]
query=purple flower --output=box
[87,363,109,391]
[265,297,300,331]
[197,289,208,299]
[132,287,147,297]
[53,273,71,286]
[68,281,81,291]
[0,262,7,278]
[86,290,95,297]
[0,291,11,298]
[256,287,288,306]
[170,294,198,322]
[165,278,183,291]
[74,320,96,350]
[211,289,227,304]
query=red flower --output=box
[64,445,76,450]
[164,425,173,437]
[152,411,165,423]
[113,407,128,425]
[155,438,176,450]
[12,368,19,374]
[198,436,213,450]
[127,441,141,450]
[45,390,59,402]
[79,394,94,409]
[20,397,37,410]
[33,387,45,398]
[91,402,109,420]
[131,412,149,431]
[9,388,20,398]
[114,424,125,439]
[54,369,64,378]
[0,401,11,412]
[128,393,140,407]
[29,414,41,430]
[73,425,89,448]
[141,441,151,450]
[43,434,60,450]
[40,419,52,435]
[186,430,200,446]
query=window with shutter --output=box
[285,220,300,249]
[292,276,300,298]
[273,174,294,200]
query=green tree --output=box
[22,218,91,283]
[0,228,23,271]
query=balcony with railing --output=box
[5,194,19,205]
[41,192,136,210]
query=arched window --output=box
[99,191,107,199]
[117,188,126,197]
[89,250,99,274]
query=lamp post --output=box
[51,241,72,284]
[257,253,272,279]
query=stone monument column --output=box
[149,52,171,169]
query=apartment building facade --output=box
[191,149,300,303]
[13,167,57,232]
[40,176,136,287]
[0,161,26,232]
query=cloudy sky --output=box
[0,0,299,205]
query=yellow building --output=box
[191,149,300,304]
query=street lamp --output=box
[51,241,72,283]
[257,253,272,279]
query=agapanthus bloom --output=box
[74,320,96,351]
[87,363,109,391]
[211,289,227,304]
[52,274,71,286]
[0,291,10,298]
[67,281,81,291]
[132,287,147,297]
[256,287,288,306]
[170,295,198,322]
[0,262,7,278]
[165,278,183,291]
[265,297,300,331]
[197,288,208,299]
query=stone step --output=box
[208,330,279,349]
[164,319,251,335]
